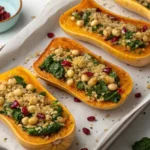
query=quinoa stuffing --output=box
[0,76,65,136]
[136,0,150,9]
[39,47,121,103]
[70,8,150,53]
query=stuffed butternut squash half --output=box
[33,37,132,110]
[59,0,150,66]
[115,0,150,20]
[0,66,75,150]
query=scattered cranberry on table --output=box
[74,97,81,102]
[47,32,55,38]
[135,93,142,98]
[0,6,11,21]
[87,116,96,121]
[83,127,91,135]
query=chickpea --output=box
[106,26,112,32]
[67,70,74,78]
[22,117,29,125]
[66,78,74,86]
[26,84,34,91]
[72,49,80,56]
[108,83,118,91]
[112,29,121,37]
[13,89,23,96]
[91,19,99,27]
[8,78,16,85]
[135,32,142,39]
[88,77,97,87]
[28,105,36,113]
[70,16,75,21]
[103,30,111,38]
[143,35,149,42]
[28,117,38,125]
[7,92,14,97]
[81,74,89,82]
[76,20,84,27]
[55,48,63,55]
[104,76,115,84]
[29,97,38,105]
[0,97,5,106]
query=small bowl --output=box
[0,0,22,33]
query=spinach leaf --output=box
[125,31,133,39]
[82,11,91,25]
[14,76,27,88]
[127,40,145,51]
[12,108,23,123]
[104,91,121,103]
[76,81,85,90]
[95,81,108,95]
[106,34,114,40]
[72,12,82,19]
[39,91,46,96]
[109,71,120,84]
[24,122,62,136]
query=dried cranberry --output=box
[81,148,88,150]
[47,32,55,38]
[96,8,101,12]
[83,128,90,135]
[22,106,29,116]
[111,36,119,43]
[74,97,81,102]
[103,68,112,74]
[61,60,72,67]
[141,25,148,32]
[84,72,94,77]
[37,113,45,119]
[122,27,127,33]
[87,116,96,121]
[11,100,20,109]
[117,88,123,94]
[135,93,141,98]
[0,6,4,11]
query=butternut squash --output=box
[59,0,150,67]
[0,66,75,150]
[33,37,133,110]
[115,0,150,20]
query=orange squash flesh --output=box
[59,0,150,67]
[115,0,150,20]
[33,37,133,110]
[0,66,75,150]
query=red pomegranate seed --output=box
[103,68,112,74]
[47,32,54,38]
[83,128,90,135]
[84,72,94,77]
[22,106,29,116]
[61,60,72,67]
[135,93,142,98]
[122,27,127,34]
[96,8,101,12]
[111,36,119,43]
[11,100,20,109]
[141,25,148,32]
[74,97,81,102]
[37,113,45,119]
[87,116,96,121]
[117,88,123,94]
[81,148,88,150]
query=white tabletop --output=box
[0,0,150,150]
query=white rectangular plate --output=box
[0,0,150,150]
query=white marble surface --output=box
[0,0,150,150]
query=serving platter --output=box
[0,0,150,150]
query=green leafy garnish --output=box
[82,11,91,25]
[132,137,150,150]
[104,91,121,103]
[125,31,133,39]
[76,81,85,90]
[109,71,120,84]
[127,40,145,51]
[106,34,114,40]
[39,91,47,96]
[12,108,23,123]
[14,76,27,88]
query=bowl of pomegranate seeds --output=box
[0,0,22,33]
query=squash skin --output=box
[115,0,150,20]
[0,66,75,150]
[59,0,150,67]
[33,37,133,110]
